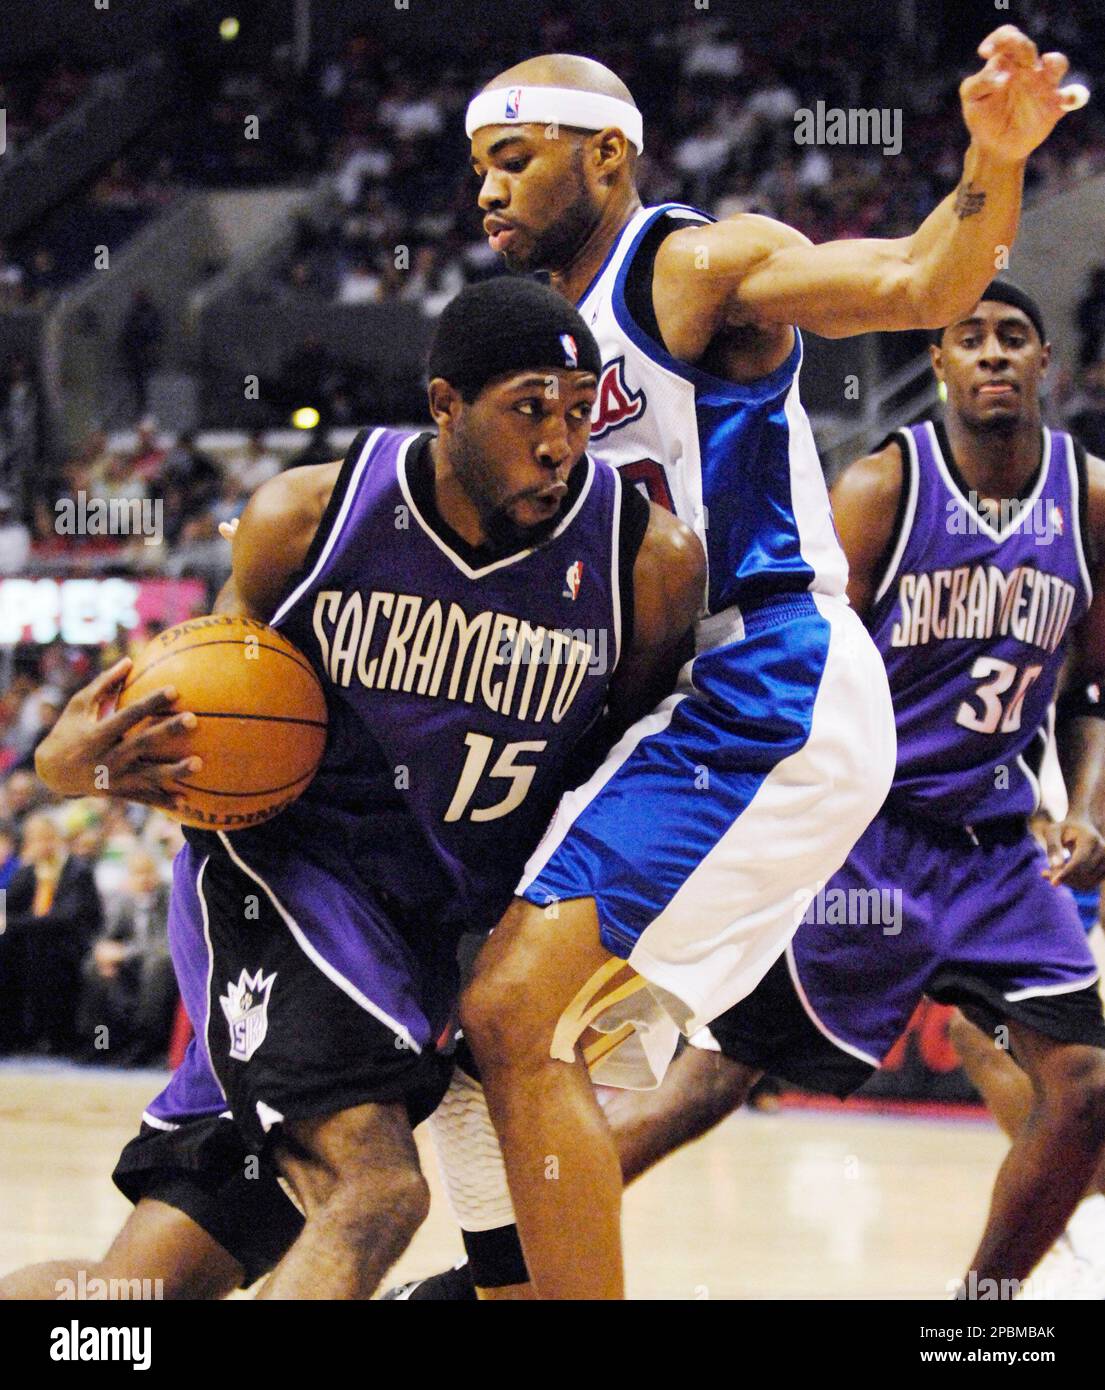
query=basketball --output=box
[117,614,328,831]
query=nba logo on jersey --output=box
[504,88,522,119]
[1052,504,1064,536]
[220,968,276,1062]
[560,333,579,368]
[563,560,584,600]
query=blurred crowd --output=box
[0,648,186,1066]
[16,418,310,586]
[3,6,1105,310]
[254,6,1105,310]
[0,58,90,156]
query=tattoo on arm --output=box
[953,181,986,219]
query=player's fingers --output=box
[124,785,187,812]
[118,711,199,761]
[1053,846,1105,890]
[105,685,182,736]
[978,26,1037,67]
[1050,842,1090,885]
[156,756,202,783]
[1041,819,1064,857]
[1050,824,1105,886]
[1040,52,1070,85]
[218,519,239,542]
[1058,82,1091,113]
[77,658,133,710]
[1041,821,1067,878]
[961,60,1011,104]
[125,756,201,795]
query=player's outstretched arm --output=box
[605,504,705,734]
[828,442,904,620]
[1048,453,1105,888]
[653,27,1088,349]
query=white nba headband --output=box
[465,85,644,153]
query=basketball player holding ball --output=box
[29,277,704,1299]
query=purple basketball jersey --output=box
[868,421,1092,824]
[205,426,622,938]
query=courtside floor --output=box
[0,1063,1006,1300]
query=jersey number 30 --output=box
[955,657,1043,735]
[444,733,547,823]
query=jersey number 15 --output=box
[444,733,548,823]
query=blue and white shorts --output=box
[519,592,896,1082]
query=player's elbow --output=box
[899,258,980,333]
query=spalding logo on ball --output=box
[117,614,328,831]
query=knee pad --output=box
[426,1065,515,1232]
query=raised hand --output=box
[960,26,1089,165]
[34,658,201,810]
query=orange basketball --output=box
[117,614,328,831]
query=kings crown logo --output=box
[220,967,276,1062]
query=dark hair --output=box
[427,276,602,401]
[931,280,1047,346]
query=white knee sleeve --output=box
[427,1065,516,1232]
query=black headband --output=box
[935,280,1047,345]
[428,277,603,400]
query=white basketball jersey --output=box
[578,203,848,623]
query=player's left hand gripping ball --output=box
[960,25,1090,162]
[118,615,328,831]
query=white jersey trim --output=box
[782,348,848,600]
[609,466,623,671]
[195,854,230,1105]
[927,421,1052,545]
[1016,752,1042,816]
[784,942,882,1069]
[873,428,921,604]
[270,426,387,626]
[216,832,421,1053]
[1066,432,1095,600]
[140,1111,180,1132]
[141,1109,233,1129]
[1004,971,1100,1003]
[398,447,597,581]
